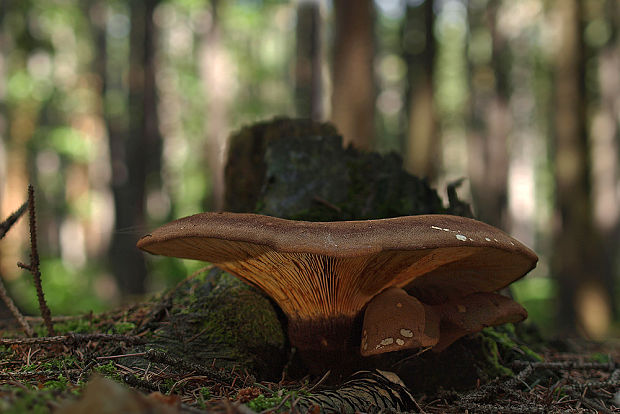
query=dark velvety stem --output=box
[287,314,362,376]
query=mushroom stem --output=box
[288,315,361,374]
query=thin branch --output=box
[0,274,33,336]
[144,349,237,384]
[17,185,54,336]
[0,200,28,240]
[0,333,145,346]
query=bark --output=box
[331,0,375,149]
[466,0,510,230]
[403,0,437,180]
[552,0,612,336]
[108,0,162,295]
[588,0,619,333]
[199,0,232,211]
[295,0,323,120]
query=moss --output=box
[479,333,515,378]
[107,322,136,335]
[93,362,123,382]
[149,269,286,379]
[246,394,289,411]
[50,319,96,335]
[588,352,612,364]
[481,325,542,363]
[43,375,70,392]
[0,387,55,414]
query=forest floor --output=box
[0,295,618,414]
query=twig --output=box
[16,185,54,336]
[0,333,145,346]
[0,200,28,239]
[97,352,148,360]
[0,369,83,380]
[312,195,342,213]
[513,360,616,371]
[144,349,237,385]
[307,369,330,392]
[0,273,33,336]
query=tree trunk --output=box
[199,0,232,211]
[466,0,510,230]
[552,0,612,337]
[108,0,162,296]
[331,0,375,149]
[588,0,619,335]
[295,0,323,120]
[403,0,437,180]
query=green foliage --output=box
[512,277,557,334]
[8,258,109,315]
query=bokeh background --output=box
[0,0,618,340]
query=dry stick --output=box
[144,349,237,384]
[16,185,55,336]
[0,200,33,336]
[0,200,28,240]
[0,333,145,346]
[0,275,33,336]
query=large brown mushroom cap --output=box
[138,212,537,318]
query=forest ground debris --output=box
[0,300,618,413]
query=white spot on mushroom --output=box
[396,338,405,346]
[326,234,338,247]
[431,226,443,231]
[396,302,403,308]
[457,305,467,313]
[443,228,450,232]
[400,329,413,338]
[485,237,491,242]
[456,234,467,241]
[380,337,394,346]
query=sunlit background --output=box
[0,0,618,340]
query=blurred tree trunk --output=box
[403,0,437,179]
[466,0,510,229]
[331,0,375,149]
[552,0,612,337]
[589,0,619,331]
[199,0,232,211]
[107,0,162,296]
[0,0,10,319]
[295,0,323,120]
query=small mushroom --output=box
[432,292,528,352]
[361,287,439,356]
[137,212,537,373]
[362,289,527,356]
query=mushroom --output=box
[361,287,440,356]
[137,212,537,373]
[361,288,527,356]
